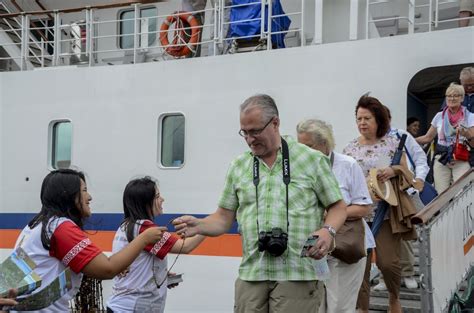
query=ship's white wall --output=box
[1,27,473,215]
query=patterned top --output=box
[107,219,179,313]
[14,217,102,312]
[342,135,399,222]
[218,136,343,281]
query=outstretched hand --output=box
[172,215,200,237]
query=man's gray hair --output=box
[296,118,335,151]
[460,67,474,82]
[240,94,279,122]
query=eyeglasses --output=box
[446,94,462,99]
[238,117,274,137]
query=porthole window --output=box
[159,113,185,168]
[50,121,72,169]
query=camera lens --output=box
[267,239,286,256]
[267,228,288,256]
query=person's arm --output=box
[173,207,236,237]
[346,204,370,220]
[81,226,166,279]
[308,200,347,260]
[459,125,474,139]
[346,159,372,219]
[170,235,206,254]
[405,132,429,181]
[416,126,437,145]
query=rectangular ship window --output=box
[51,121,72,169]
[119,7,157,49]
[160,114,185,168]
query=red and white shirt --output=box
[106,219,178,313]
[14,217,102,312]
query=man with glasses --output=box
[173,94,347,312]
[441,67,474,113]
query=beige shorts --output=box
[234,278,323,313]
[460,0,474,13]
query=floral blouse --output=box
[342,135,399,222]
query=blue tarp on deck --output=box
[228,0,291,49]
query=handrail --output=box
[0,1,155,18]
[10,0,49,42]
[412,169,474,225]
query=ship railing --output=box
[366,0,416,38]
[434,0,473,27]
[0,0,305,68]
[366,0,474,36]
[414,0,433,32]
[0,0,472,71]
[0,2,52,69]
[412,169,474,313]
[220,0,305,53]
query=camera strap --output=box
[253,137,291,235]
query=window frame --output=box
[157,112,186,169]
[117,5,158,49]
[48,119,73,170]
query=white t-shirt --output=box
[106,220,178,313]
[13,217,102,312]
[330,152,375,249]
[431,110,474,146]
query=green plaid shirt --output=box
[218,136,343,281]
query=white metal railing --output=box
[366,0,472,39]
[0,0,471,71]
[0,2,52,69]
[414,170,474,313]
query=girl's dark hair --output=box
[122,176,157,243]
[407,116,419,126]
[355,96,391,138]
[29,169,86,250]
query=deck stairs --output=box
[368,170,474,313]
[368,241,422,312]
[0,3,51,69]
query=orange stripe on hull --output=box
[464,235,474,255]
[0,229,21,248]
[0,230,243,257]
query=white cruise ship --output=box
[0,0,472,312]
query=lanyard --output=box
[253,138,291,234]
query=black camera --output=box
[258,227,288,257]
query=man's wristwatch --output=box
[322,225,336,238]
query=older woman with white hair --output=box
[417,83,474,193]
[297,118,374,313]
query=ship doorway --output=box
[407,63,474,136]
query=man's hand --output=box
[306,228,333,260]
[172,215,200,237]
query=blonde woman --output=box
[417,83,474,193]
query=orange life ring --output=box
[159,11,201,57]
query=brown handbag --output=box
[330,218,366,264]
